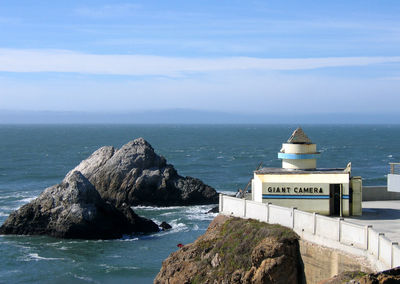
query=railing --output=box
[390,163,400,175]
[388,163,400,192]
[219,194,400,271]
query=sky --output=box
[1,0,400,117]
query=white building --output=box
[251,128,362,216]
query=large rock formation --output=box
[0,171,159,239]
[154,215,303,284]
[67,138,218,206]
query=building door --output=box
[330,184,341,215]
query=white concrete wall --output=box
[245,200,268,222]
[379,235,393,268]
[252,176,263,203]
[340,221,367,249]
[219,194,400,271]
[392,245,400,267]
[368,229,380,257]
[219,195,245,217]
[315,215,339,241]
[388,174,400,192]
[293,210,314,234]
[269,204,293,228]
[363,186,400,201]
[256,173,350,184]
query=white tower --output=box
[278,127,320,170]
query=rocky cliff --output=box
[154,215,303,284]
[67,138,219,207]
[0,171,159,239]
[318,267,400,284]
[0,138,215,239]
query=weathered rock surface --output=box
[319,267,400,284]
[154,215,303,284]
[159,221,172,231]
[67,138,218,206]
[206,205,219,214]
[0,171,159,239]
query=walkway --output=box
[346,200,400,243]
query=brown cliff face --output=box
[154,215,303,284]
[318,267,400,284]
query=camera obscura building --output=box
[251,128,362,216]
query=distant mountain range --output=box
[0,109,399,124]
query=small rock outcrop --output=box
[67,138,218,207]
[319,267,400,284]
[159,221,172,231]
[154,215,303,284]
[206,206,219,214]
[0,171,159,239]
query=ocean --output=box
[0,124,399,283]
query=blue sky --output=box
[1,0,400,115]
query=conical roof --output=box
[287,127,312,144]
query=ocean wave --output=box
[20,197,36,203]
[21,253,65,262]
[119,236,139,242]
[160,212,174,216]
[218,190,235,195]
[155,219,189,236]
[99,263,139,273]
[0,205,20,212]
[106,254,122,258]
[72,274,99,283]
[182,206,217,221]
[132,205,189,211]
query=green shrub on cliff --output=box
[192,217,299,283]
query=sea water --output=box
[0,124,399,283]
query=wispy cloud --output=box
[1,70,400,113]
[1,49,400,76]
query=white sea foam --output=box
[169,219,188,231]
[119,236,139,242]
[388,154,393,158]
[218,190,235,195]
[0,212,9,216]
[132,205,187,211]
[99,263,139,273]
[156,219,189,236]
[181,205,218,221]
[107,254,122,258]
[73,274,99,283]
[0,205,19,212]
[22,253,65,262]
[46,241,64,246]
[20,197,36,203]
